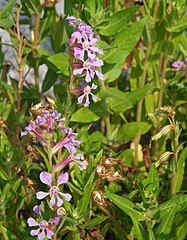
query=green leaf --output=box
[147,222,156,240]
[77,171,97,216]
[37,48,51,57]
[0,15,14,28]
[0,161,8,181]
[42,69,58,92]
[0,0,16,19]
[0,225,17,240]
[156,206,176,235]
[103,62,123,83]
[175,147,187,193]
[105,18,145,64]
[47,53,69,76]
[105,192,145,221]
[99,88,133,113]
[99,6,139,36]
[34,146,50,172]
[132,218,146,240]
[126,85,154,105]
[175,218,187,240]
[143,15,156,44]
[78,216,108,229]
[143,164,159,195]
[117,122,151,144]
[161,40,174,54]
[153,194,187,217]
[71,103,107,123]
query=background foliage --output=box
[0,0,187,239]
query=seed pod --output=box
[155,151,173,168]
[100,157,120,168]
[151,125,173,141]
[96,165,106,176]
[105,170,124,182]
[92,190,107,208]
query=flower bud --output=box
[155,151,173,168]
[152,125,173,141]
[57,207,66,216]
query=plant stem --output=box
[16,6,24,113]
[170,116,180,196]
[157,54,168,109]
[32,13,41,92]
[134,44,151,166]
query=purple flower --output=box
[74,38,103,61]
[21,109,66,146]
[49,216,61,225]
[171,58,187,74]
[27,218,54,240]
[36,172,72,208]
[73,58,104,82]
[172,60,185,71]
[52,128,81,154]
[55,153,86,171]
[66,15,81,26]
[27,206,54,240]
[77,83,97,107]
[21,121,36,136]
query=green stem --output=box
[157,54,168,109]
[170,116,179,196]
[134,44,151,166]
[32,13,41,92]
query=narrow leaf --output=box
[105,192,145,221]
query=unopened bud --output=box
[57,207,66,216]
[155,151,173,168]
[152,125,173,141]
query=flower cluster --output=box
[172,58,187,75]
[67,16,104,107]
[27,205,65,240]
[21,109,86,169]
[23,108,86,239]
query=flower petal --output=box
[46,229,54,239]
[56,195,63,207]
[27,218,39,227]
[57,172,69,186]
[77,94,85,104]
[39,172,52,186]
[59,192,72,202]
[50,195,56,208]
[30,228,40,236]
[33,205,41,216]
[38,230,45,240]
[36,191,49,200]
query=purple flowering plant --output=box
[67,15,104,107]
[1,1,187,240]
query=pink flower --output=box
[55,153,86,171]
[36,172,72,208]
[52,128,81,154]
[73,58,104,82]
[27,205,54,240]
[77,83,97,107]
